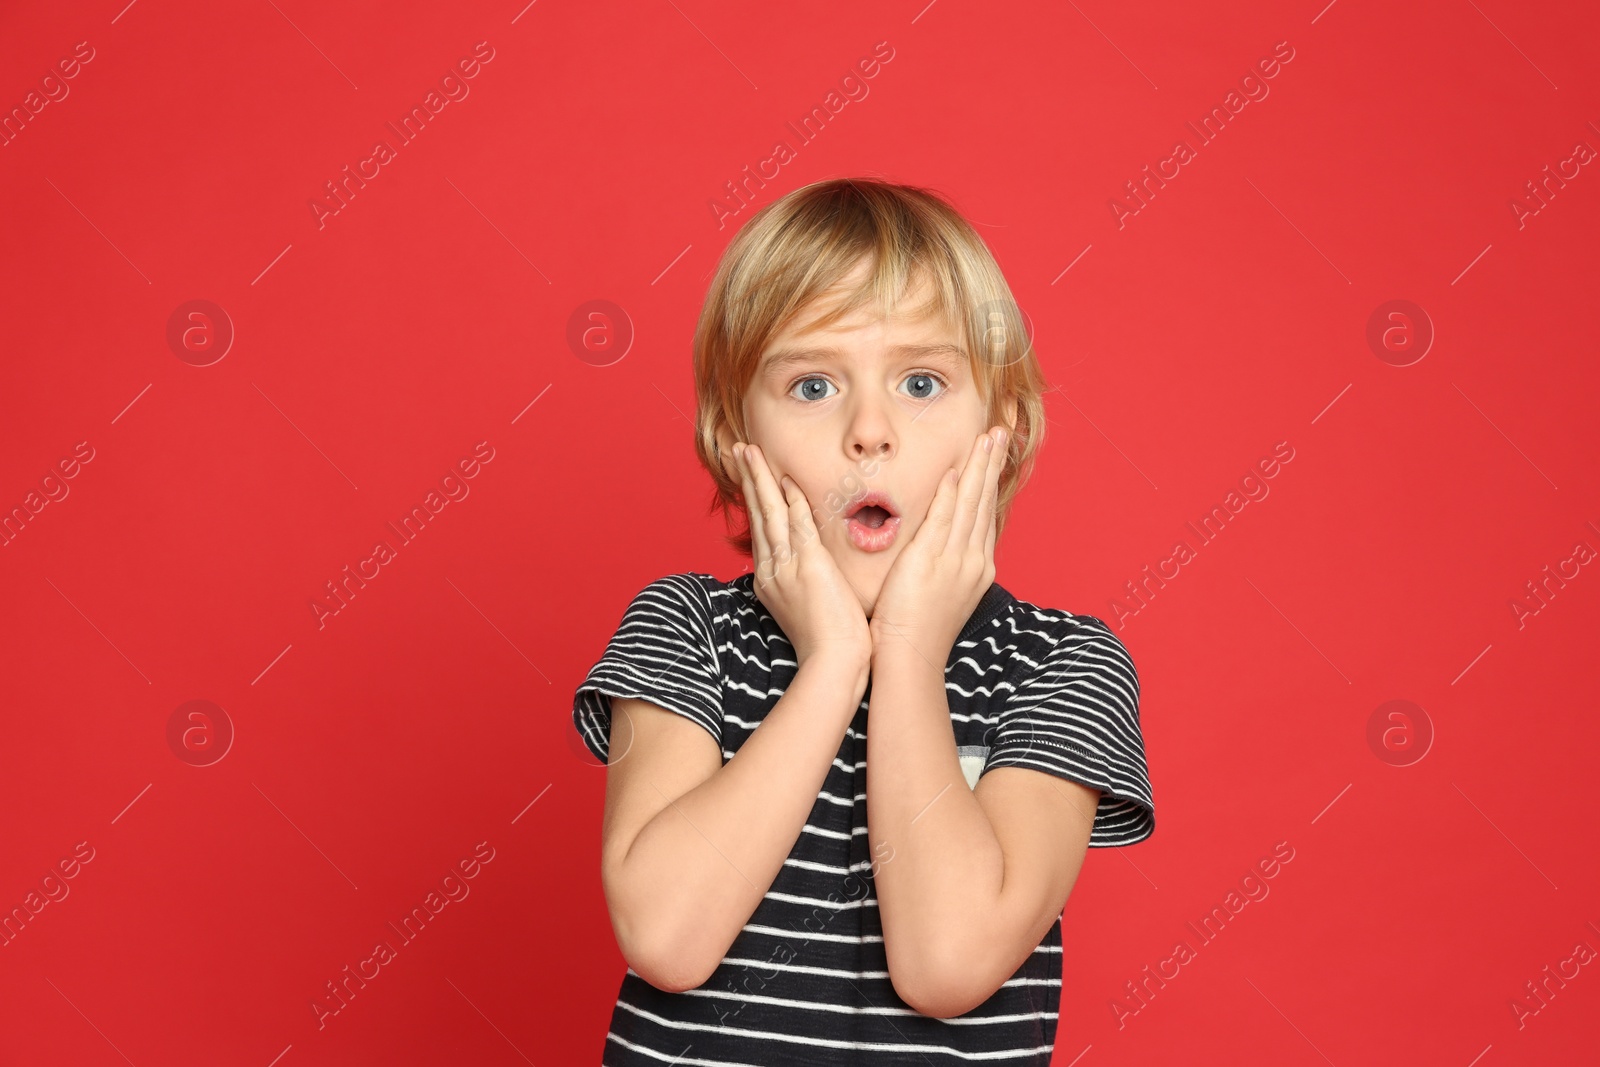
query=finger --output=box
[735,443,773,576]
[918,463,961,552]
[972,427,1006,554]
[781,474,819,557]
[948,431,993,554]
[745,444,793,569]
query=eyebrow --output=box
[759,342,967,379]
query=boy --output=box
[573,177,1155,1063]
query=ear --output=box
[713,424,740,481]
[1002,395,1020,435]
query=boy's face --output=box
[723,261,1016,619]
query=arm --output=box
[601,651,868,993]
[866,643,1099,1019]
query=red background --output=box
[2,1,1597,1063]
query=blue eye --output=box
[788,372,948,403]
[790,377,837,402]
[901,372,947,400]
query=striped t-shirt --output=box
[572,571,1154,1065]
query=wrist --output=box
[798,647,872,689]
[869,627,949,673]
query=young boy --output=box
[572,177,1155,1064]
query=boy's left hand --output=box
[870,425,1008,669]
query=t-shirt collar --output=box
[732,571,1013,646]
[959,581,1015,644]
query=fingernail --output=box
[983,435,993,453]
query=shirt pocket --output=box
[956,744,990,790]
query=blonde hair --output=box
[692,177,1049,556]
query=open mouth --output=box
[845,492,901,552]
[853,505,892,529]
[846,492,899,525]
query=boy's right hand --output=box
[730,442,873,675]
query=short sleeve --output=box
[982,615,1154,846]
[572,573,725,765]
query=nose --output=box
[844,390,895,463]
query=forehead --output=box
[760,273,963,369]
